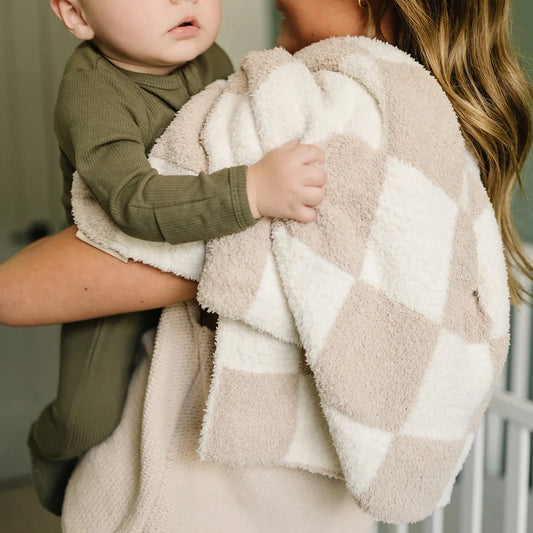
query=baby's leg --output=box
[28,309,160,515]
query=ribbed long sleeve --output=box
[56,42,256,243]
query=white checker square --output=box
[253,63,322,151]
[244,251,299,344]
[474,207,510,339]
[303,71,382,150]
[215,318,301,374]
[204,92,249,171]
[325,405,393,494]
[230,96,264,167]
[283,375,341,473]
[361,157,459,323]
[400,330,493,441]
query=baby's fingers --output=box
[295,143,325,165]
[292,205,318,224]
[300,186,326,208]
[301,165,327,187]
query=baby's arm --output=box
[0,226,196,327]
[57,70,255,245]
[58,72,325,247]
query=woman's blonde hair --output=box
[368,0,533,305]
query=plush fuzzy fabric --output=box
[71,36,510,525]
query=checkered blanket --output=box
[71,36,510,523]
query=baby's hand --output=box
[246,140,326,223]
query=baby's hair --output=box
[369,0,533,305]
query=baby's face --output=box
[78,0,221,74]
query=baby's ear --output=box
[49,0,95,41]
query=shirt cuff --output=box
[229,165,257,230]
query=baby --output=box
[30,0,326,515]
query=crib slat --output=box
[503,424,530,533]
[485,370,506,476]
[459,421,485,533]
[422,507,443,533]
[380,524,408,533]
[510,299,532,400]
[503,298,532,533]
[394,525,409,533]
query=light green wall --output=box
[271,6,282,44]
[217,0,271,66]
[511,0,533,243]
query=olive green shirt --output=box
[56,41,255,243]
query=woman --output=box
[1,0,531,319]
[1,0,531,530]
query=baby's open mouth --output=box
[168,17,199,36]
[173,17,198,29]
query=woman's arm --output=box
[0,226,197,327]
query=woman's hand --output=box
[0,226,197,327]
